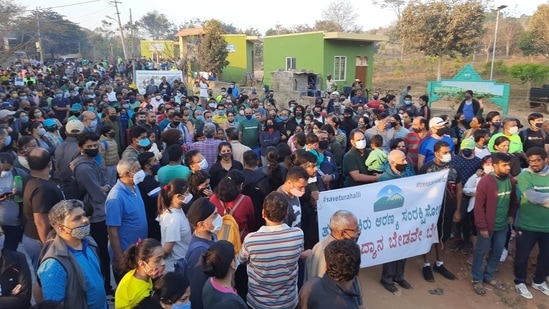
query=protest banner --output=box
[317,170,449,268]
[134,70,183,95]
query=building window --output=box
[286,57,296,70]
[334,56,347,81]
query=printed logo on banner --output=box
[374,185,404,212]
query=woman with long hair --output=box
[115,238,165,309]
[157,178,193,272]
[202,241,247,309]
[186,170,213,212]
[261,146,286,191]
[208,142,243,190]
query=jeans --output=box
[1,225,23,251]
[514,229,549,285]
[22,235,42,270]
[472,228,507,282]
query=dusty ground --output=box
[359,237,549,309]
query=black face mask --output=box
[46,126,57,133]
[436,128,446,136]
[395,163,407,172]
[318,140,329,150]
[108,132,115,138]
[412,127,422,133]
[108,115,117,121]
[83,148,99,158]
[172,121,181,127]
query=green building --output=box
[263,31,388,94]
[223,34,261,84]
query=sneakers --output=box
[516,283,533,299]
[433,264,456,280]
[423,266,434,282]
[500,248,508,262]
[532,282,549,297]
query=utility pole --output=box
[36,10,44,64]
[129,8,134,59]
[109,0,128,60]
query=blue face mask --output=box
[87,107,95,112]
[3,135,11,147]
[138,138,151,148]
[280,115,289,121]
[404,100,412,105]
[55,94,62,98]
[196,115,204,122]
[172,302,191,309]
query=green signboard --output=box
[427,64,510,115]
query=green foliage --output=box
[528,4,549,58]
[197,19,229,77]
[397,0,486,78]
[137,11,177,40]
[482,60,507,76]
[517,31,548,57]
[508,63,549,87]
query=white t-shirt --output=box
[158,207,192,272]
[199,81,209,98]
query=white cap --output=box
[0,110,15,119]
[429,117,447,128]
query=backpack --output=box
[216,195,245,256]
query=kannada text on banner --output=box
[317,170,449,268]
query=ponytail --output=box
[157,178,189,214]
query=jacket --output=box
[474,174,518,232]
[0,249,32,309]
[70,156,107,222]
[99,135,120,166]
[39,235,100,309]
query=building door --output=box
[355,56,368,84]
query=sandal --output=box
[483,279,506,291]
[473,282,486,295]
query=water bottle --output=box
[12,175,22,203]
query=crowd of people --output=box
[0,60,547,309]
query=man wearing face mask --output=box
[188,123,222,172]
[399,94,419,117]
[277,167,310,229]
[37,199,106,309]
[417,117,455,171]
[71,131,112,295]
[487,118,523,154]
[106,158,148,283]
[122,126,150,160]
[519,112,549,154]
[310,130,339,190]
[51,90,70,123]
[457,90,481,125]
[377,150,415,292]
[343,130,380,187]
[304,210,365,307]
[419,140,462,282]
[365,113,395,152]
[137,152,161,241]
[81,111,99,133]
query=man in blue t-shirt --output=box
[418,117,454,171]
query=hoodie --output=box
[516,166,549,233]
[70,156,107,223]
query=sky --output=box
[15,0,549,36]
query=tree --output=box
[197,19,229,77]
[137,10,177,40]
[508,63,549,96]
[527,4,549,59]
[372,0,407,18]
[499,17,522,57]
[397,0,486,81]
[0,0,26,63]
[265,24,293,36]
[518,31,548,59]
[314,20,343,32]
[321,0,362,32]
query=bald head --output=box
[28,148,51,171]
[388,150,406,164]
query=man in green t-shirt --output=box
[238,108,261,153]
[514,147,549,299]
[471,152,518,295]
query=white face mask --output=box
[182,193,193,204]
[133,170,146,184]
[198,158,209,170]
[355,139,367,150]
[508,126,519,134]
[211,215,223,233]
[483,165,494,174]
[441,153,452,163]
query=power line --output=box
[37,0,101,11]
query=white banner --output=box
[317,170,449,268]
[134,70,183,95]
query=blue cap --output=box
[43,119,56,127]
[70,103,82,112]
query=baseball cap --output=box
[65,120,84,134]
[331,91,340,96]
[429,117,447,128]
[70,103,83,112]
[0,110,15,119]
[460,138,476,150]
[43,119,56,127]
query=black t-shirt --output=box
[419,160,461,214]
[522,128,549,152]
[137,174,161,241]
[23,177,64,240]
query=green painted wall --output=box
[223,34,248,84]
[323,40,375,90]
[263,32,325,87]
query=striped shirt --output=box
[404,131,429,171]
[239,224,304,309]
